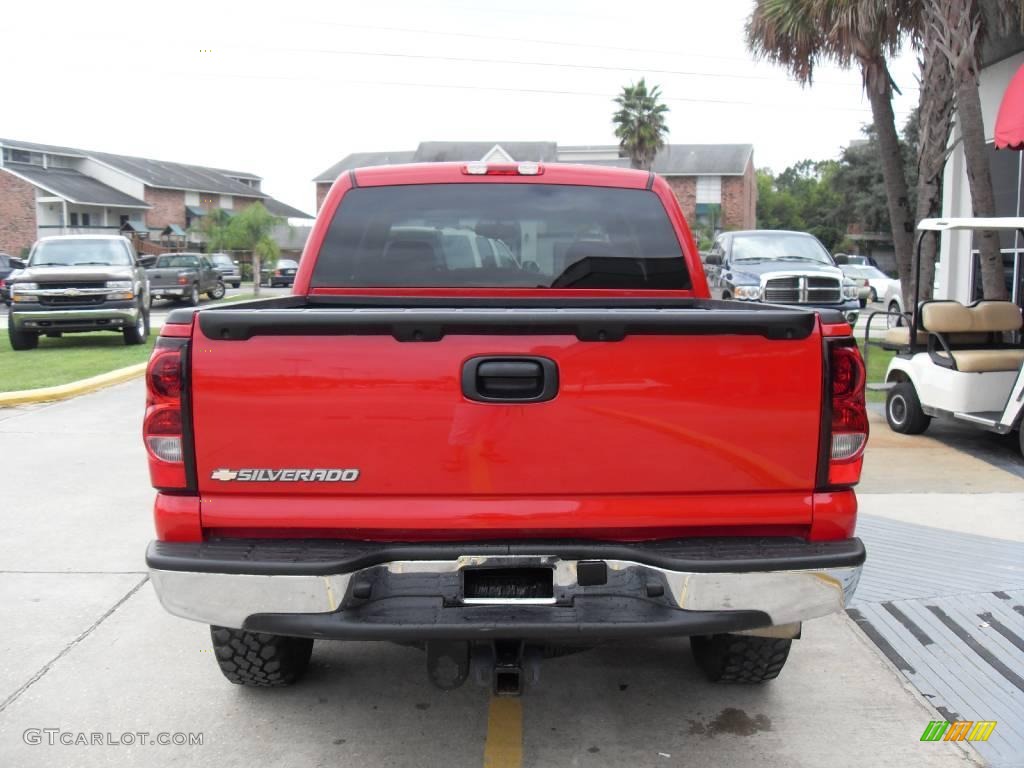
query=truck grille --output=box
[763,276,841,305]
[38,282,107,290]
[39,294,106,307]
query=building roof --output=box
[559,144,754,175]
[313,151,418,182]
[263,197,314,220]
[313,141,753,182]
[1,163,149,208]
[412,141,558,163]
[1,138,264,197]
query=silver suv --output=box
[7,235,151,350]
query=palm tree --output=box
[612,79,669,170]
[929,0,1021,300]
[746,0,919,309]
[228,203,283,298]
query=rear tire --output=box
[232,282,241,289]
[8,321,38,350]
[207,281,226,300]
[210,626,313,687]
[869,288,878,303]
[690,634,791,683]
[886,382,930,434]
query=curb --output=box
[0,363,147,406]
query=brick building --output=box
[0,138,311,256]
[313,141,756,232]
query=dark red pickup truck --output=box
[144,162,867,694]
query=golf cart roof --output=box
[918,217,1024,231]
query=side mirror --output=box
[705,253,722,266]
[139,255,157,268]
[8,257,26,270]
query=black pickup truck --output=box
[147,253,225,305]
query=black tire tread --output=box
[690,633,791,684]
[8,321,38,350]
[886,382,930,434]
[209,626,313,687]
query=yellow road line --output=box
[483,696,523,768]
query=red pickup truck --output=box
[144,162,867,695]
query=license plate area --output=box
[462,567,555,605]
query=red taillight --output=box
[144,337,190,489]
[177,275,189,285]
[274,269,282,276]
[149,354,182,399]
[828,343,868,485]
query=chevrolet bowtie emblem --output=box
[210,468,239,481]
[63,288,83,296]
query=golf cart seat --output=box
[882,326,928,348]
[921,300,1024,373]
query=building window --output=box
[81,213,91,227]
[695,176,722,204]
[69,212,79,226]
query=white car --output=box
[843,265,897,304]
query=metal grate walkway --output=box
[850,515,1024,767]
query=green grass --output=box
[0,331,155,392]
[858,342,894,403]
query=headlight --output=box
[842,281,859,300]
[11,282,39,302]
[733,285,762,301]
[106,280,132,289]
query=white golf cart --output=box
[869,218,1024,457]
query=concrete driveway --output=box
[2,382,1018,767]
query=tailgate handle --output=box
[462,356,558,403]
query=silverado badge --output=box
[210,468,360,482]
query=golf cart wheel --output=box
[208,281,226,300]
[210,626,313,687]
[886,382,930,434]
[690,634,792,683]
[8,322,39,350]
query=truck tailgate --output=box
[188,306,824,538]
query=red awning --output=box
[995,63,1024,150]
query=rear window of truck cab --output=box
[312,184,691,289]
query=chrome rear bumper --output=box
[147,540,863,639]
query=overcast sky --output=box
[2,0,920,216]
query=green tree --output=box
[192,208,234,254]
[612,79,669,170]
[228,203,282,297]
[747,0,919,306]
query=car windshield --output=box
[30,239,132,267]
[313,184,689,289]
[211,255,233,267]
[278,260,299,269]
[155,255,200,268]
[731,234,833,265]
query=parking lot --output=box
[1,377,1021,767]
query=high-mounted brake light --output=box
[144,336,191,490]
[461,162,545,176]
[827,342,868,485]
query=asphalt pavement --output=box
[3,379,1015,767]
